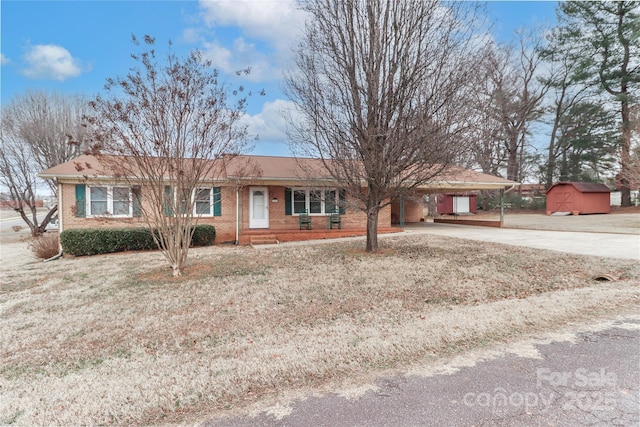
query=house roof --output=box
[39,154,518,191]
[547,182,611,194]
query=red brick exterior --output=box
[58,182,391,243]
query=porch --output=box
[239,226,403,245]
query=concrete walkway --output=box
[402,223,640,261]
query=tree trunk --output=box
[365,208,379,252]
[546,107,562,189]
[506,132,520,182]
[172,264,182,277]
[620,97,632,207]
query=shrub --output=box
[191,224,216,247]
[29,233,60,259]
[60,225,216,256]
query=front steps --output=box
[249,234,279,245]
[240,227,402,245]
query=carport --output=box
[391,167,518,227]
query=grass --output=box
[1,233,639,425]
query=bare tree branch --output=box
[285,0,484,252]
[84,35,250,276]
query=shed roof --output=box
[547,182,611,194]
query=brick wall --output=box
[59,182,391,243]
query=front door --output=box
[249,187,269,228]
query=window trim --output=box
[289,187,339,216]
[194,186,222,217]
[165,186,222,217]
[86,185,133,217]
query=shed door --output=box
[453,196,470,214]
[554,191,572,212]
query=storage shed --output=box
[546,182,611,215]
[437,193,477,215]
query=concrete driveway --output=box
[403,223,640,261]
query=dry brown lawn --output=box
[1,232,639,425]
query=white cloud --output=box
[199,0,305,49]
[241,98,297,141]
[201,37,279,82]
[0,53,10,65]
[21,44,82,81]
[181,27,203,44]
[196,0,306,81]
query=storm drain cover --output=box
[593,274,618,282]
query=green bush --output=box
[60,225,216,256]
[191,224,216,247]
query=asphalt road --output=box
[207,317,640,427]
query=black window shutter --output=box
[339,189,346,214]
[213,187,221,216]
[132,186,142,217]
[285,187,292,215]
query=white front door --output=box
[249,187,269,228]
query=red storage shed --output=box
[546,182,611,215]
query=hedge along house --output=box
[545,182,612,215]
[40,154,518,245]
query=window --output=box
[88,186,132,217]
[195,188,211,215]
[90,186,108,215]
[113,187,130,215]
[324,189,337,213]
[194,187,221,216]
[293,190,306,214]
[166,186,221,216]
[288,188,341,215]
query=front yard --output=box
[1,233,639,425]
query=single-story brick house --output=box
[39,154,517,244]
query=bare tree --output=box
[84,35,250,276]
[285,0,482,252]
[0,91,92,236]
[482,34,548,185]
[462,44,508,176]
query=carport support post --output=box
[499,188,504,226]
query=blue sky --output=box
[1,1,559,157]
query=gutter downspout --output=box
[235,184,239,245]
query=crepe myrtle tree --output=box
[285,0,483,252]
[83,35,251,276]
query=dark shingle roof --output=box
[548,182,611,193]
